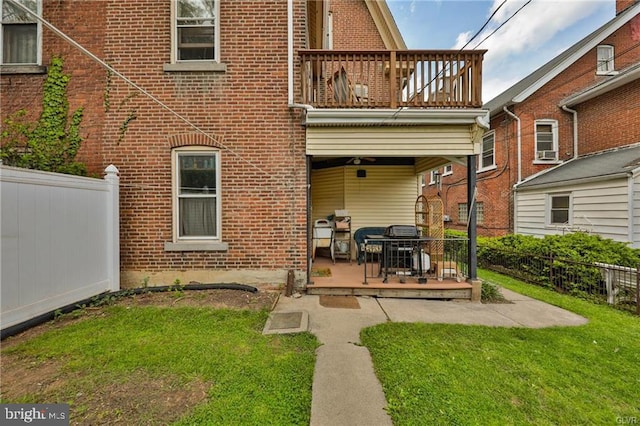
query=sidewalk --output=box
[265,290,588,426]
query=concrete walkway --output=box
[267,289,588,426]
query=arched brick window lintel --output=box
[167,133,222,149]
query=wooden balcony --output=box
[300,49,486,109]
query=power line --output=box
[472,0,533,49]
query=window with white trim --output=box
[174,0,218,62]
[479,131,495,170]
[429,170,437,185]
[443,164,452,176]
[173,147,220,240]
[596,45,614,74]
[535,120,558,161]
[548,193,571,225]
[1,0,40,65]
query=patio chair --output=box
[353,226,387,265]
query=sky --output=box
[386,0,617,103]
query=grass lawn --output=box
[1,305,318,425]
[361,269,640,425]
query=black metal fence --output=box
[362,237,469,284]
[478,247,639,315]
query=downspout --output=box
[503,106,522,183]
[561,105,578,159]
[288,0,313,110]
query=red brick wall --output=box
[1,0,107,174]
[2,0,314,286]
[331,0,386,49]
[574,79,640,154]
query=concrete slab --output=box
[378,298,522,327]
[311,343,392,426]
[262,310,309,335]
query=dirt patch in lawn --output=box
[0,288,280,425]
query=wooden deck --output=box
[307,256,472,300]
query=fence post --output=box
[636,264,639,316]
[105,165,120,292]
[549,253,554,286]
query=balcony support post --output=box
[389,50,397,109]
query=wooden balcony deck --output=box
[300,49,486,109]
[307,256,472,300]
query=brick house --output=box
[424,0,640,243]
[1,0,488,294]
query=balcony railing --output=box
[300,49,486,109]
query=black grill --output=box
[384,225,418,238]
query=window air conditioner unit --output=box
[537,150,556,160]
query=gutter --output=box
[561,105,578,159]
[503,106,522,183]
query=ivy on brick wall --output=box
[1,56,87,176]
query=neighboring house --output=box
[1,0,488,291]
[424,0,640,240]
[515,63,640,247]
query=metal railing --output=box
[479,248,639,315]
[362,237,469,284]
[300,50,485,109]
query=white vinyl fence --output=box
[1,165,119,331]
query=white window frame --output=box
[443,164,453,176]
[547,193,572,226]
[534,119,559,163]
[478,130,496,172]
[0,0,42,66]
[172,147,221,242]
[171,0,219,64]
[429,170,437,185]
[596,44,615,75]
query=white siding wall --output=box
[1,166,120,330]
[306,126,478,157]
[633,173,640,248]
[516,178,633,243]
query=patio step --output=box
[306,282,472,299]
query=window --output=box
[458,202,484,225]
[535,120,558,161]
[443,164,453,176]
[549,194,570,225]
[420,174,426,188]
[479,131,495,170]
[458,203,467,223]
[429,170,437,185]
[596,45,614,74]
[173,148,220,240]
[174,0,217,62]
[1,0,40,65]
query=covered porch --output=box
[299,49,488,300]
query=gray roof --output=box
[484,3,640,115]
[517,144,640,190]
